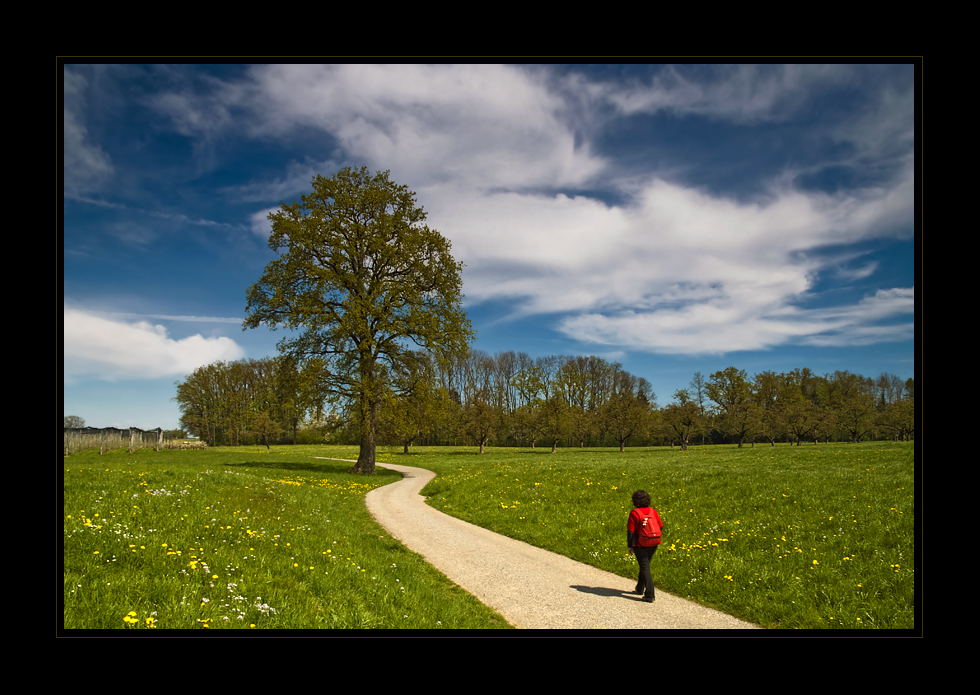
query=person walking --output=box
[627,490,664,602]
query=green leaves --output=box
[244,167,473,471]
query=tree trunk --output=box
[350,387,378,474]
[351,433,376,473]
[551,439,558,453]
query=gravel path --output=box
[354,460,762,630]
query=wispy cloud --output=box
[111,312,244,324]
[591,64,855,124]
[63,70,113,197]
[558,286,914,355]
[67,195,246,230]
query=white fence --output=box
[62,427,199,456]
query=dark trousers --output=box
[634,545,658,598]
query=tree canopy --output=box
[243,167,473,473]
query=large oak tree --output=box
[244,167,473,473]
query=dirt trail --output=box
[343,459,762,630]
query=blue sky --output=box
[63,63,917,430]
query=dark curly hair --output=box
[631,490,651,508]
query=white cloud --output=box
[249,206,279,238]
[64,308,245,383]
[558,287,914,355]
[245,64,607,190]
[431,166,908,307]
[158,63,913,356]
[422,166,914,355]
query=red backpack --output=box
[635,508,663,547]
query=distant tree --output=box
[380,351,450,453]
[64,415,85,429]
[778,369,832,445]
[783,398,823,445]
[510,402,544,448]
[661,389,703,450]
[707,367,755,447]
[556,358,593,447]
[878,399,914,441]
[507,353,546,447]
[463,394,502,454]
[511,353,545,410]
[826,371,876,443]
[266,355,309,445]
[222,359,255,446]
[248,411,284,450]
[174,362,225,446]
[752,371,786,446]
[876,375,914,441]
[490,350,519,415]
[603,368,655,452]
[174,356,312,447]
[873,372,906,410]
[689,371,710,445]
[523,355,574,452]
[244,167,473,473]
[539,395,571,453]
[811,407,839,444]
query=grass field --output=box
[63,441,915,630]
[411,441,915,630]
[63,445,511,630]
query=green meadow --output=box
[64,441,914,630]
[63,446,511,630]
[412,441,915,630]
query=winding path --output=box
[347,459,761,630]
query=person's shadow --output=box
[570,585,644,600]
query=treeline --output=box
[173,355,319,448]
[174,351,914,450]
